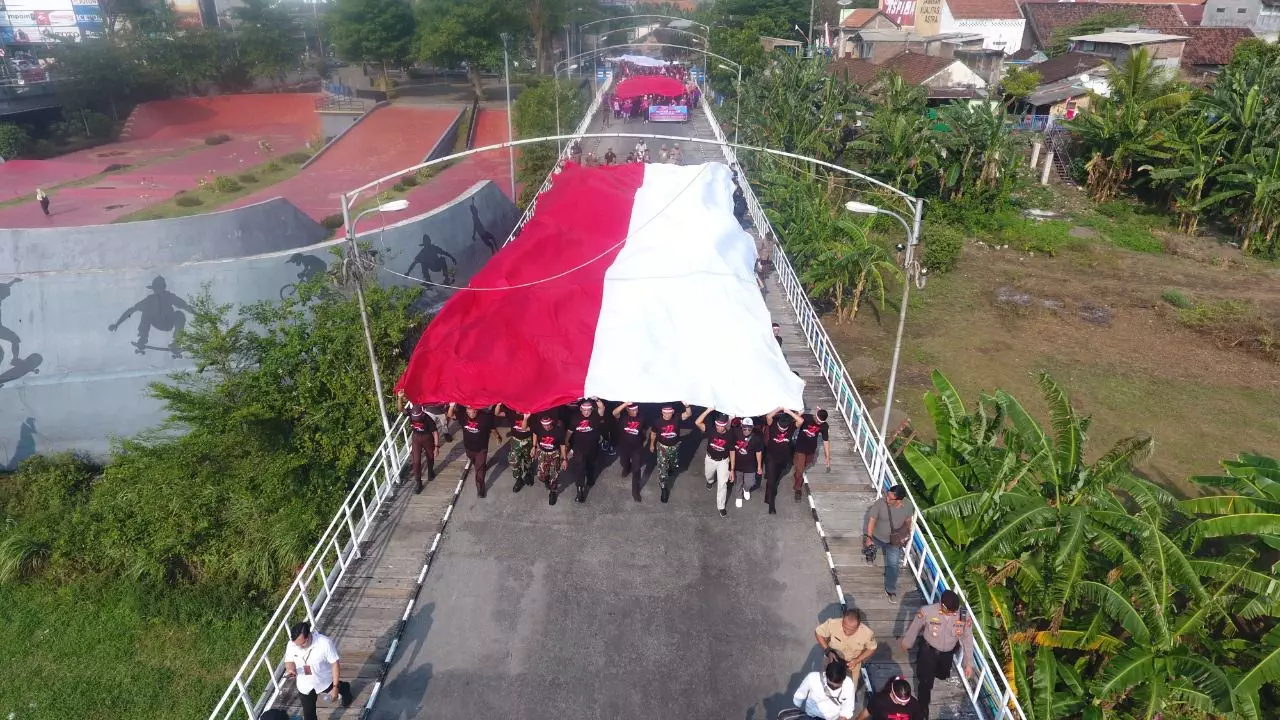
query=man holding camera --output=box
[864,484,914,603]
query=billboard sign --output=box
[881,0,916,27]
[6,9,76,25]
[648,105,689,123]
[1,24,78,41]
[73,3,100,30]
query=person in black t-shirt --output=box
[792,408,831,502]
[455,405,501,498]
[566,398,606,503]
[533,413,569,505]
[732,417,765,506]
[696,408,736,517]
[649,403,692,504]
[857,677,925,720]
[764,408,802,514]
[612,402,649,502]
[397,391,440,494]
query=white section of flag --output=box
[582,162,805,417]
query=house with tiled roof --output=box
[1076,0,1207,25]
[829,50,989,100]
[1152,25,1256,77]
[836,9,900,57]
[1019,52,1112,122]
[877,0,1026,52]
[1019,2,1189,51]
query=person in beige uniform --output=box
[898,590,974,718]
[815,608,878,686]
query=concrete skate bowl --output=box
[120,94,322,141]
[0,181,519,469]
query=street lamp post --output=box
[716,62,743,145]
[500,32,517,200]
[339,196,411,446]
[844,199,925,451]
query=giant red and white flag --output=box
[394,161,804,417]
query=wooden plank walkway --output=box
[270,433,470,718]
[764,274,977,718]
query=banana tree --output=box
[798,216,899,323]
[1144,114,1235,235]
[1065,48,1190,202]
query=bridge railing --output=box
[208,415,411,720]
[701,103,1027,720]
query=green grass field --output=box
[0,581,264,720]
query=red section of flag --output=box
[394,162,646,412]
[613,75,686,100]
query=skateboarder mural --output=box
[406,234,457,284]
[108,276,194,358]
[0,278,43,388]
[470,200,499,255]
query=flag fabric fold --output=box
[393,161,804,417]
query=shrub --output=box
[401,174,419,187]
[1178,299,1251,330]
[320,214,345,230]
[82,111,114,140]
[33,139,57,158]
[204,134,232,146]
[212,175,242,194]
[1161,289,1191,309]
[266,160,283,172]
[103,163,130,173]
[283,151,310,164]
[921,222,964,273]
[237,173,258,184]
[416,166,437,181]
[0,123,33,159]
[392,182,406,192]
[175,194,204,208]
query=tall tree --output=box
[327,0,416,87]
[416,0,524,102]
[232,0,305,84]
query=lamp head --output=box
[377,199,410,213]
[844,200,881,215]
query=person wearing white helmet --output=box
[732,417,764,506]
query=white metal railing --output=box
[208,415,412,720]
[701,103,1027,720]
[502,75,614,247]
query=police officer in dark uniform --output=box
[898,589,975,717]
[397,391,439,493]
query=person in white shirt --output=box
[284,622,353,720]
[788,662,857,720]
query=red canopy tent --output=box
[613,75,686,101]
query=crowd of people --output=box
[602,60,702,126]
[572,138,685,167]
[397,391,831,516]
[784,587,976,720]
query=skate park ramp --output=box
[120,94,321,141]
[0,181,519,469]
[232,105,460,220]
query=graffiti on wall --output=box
[108,275,193,357]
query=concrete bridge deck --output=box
[269,95,977,720]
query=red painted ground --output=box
[233,105,458,221]
[356,109,517,235]
[122,94,321,140]
[0,134,307,228]
[0,94,318,224]
[1,159,108,201]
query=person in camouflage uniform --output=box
[507,411,534,492]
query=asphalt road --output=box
[375,438,842,720]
